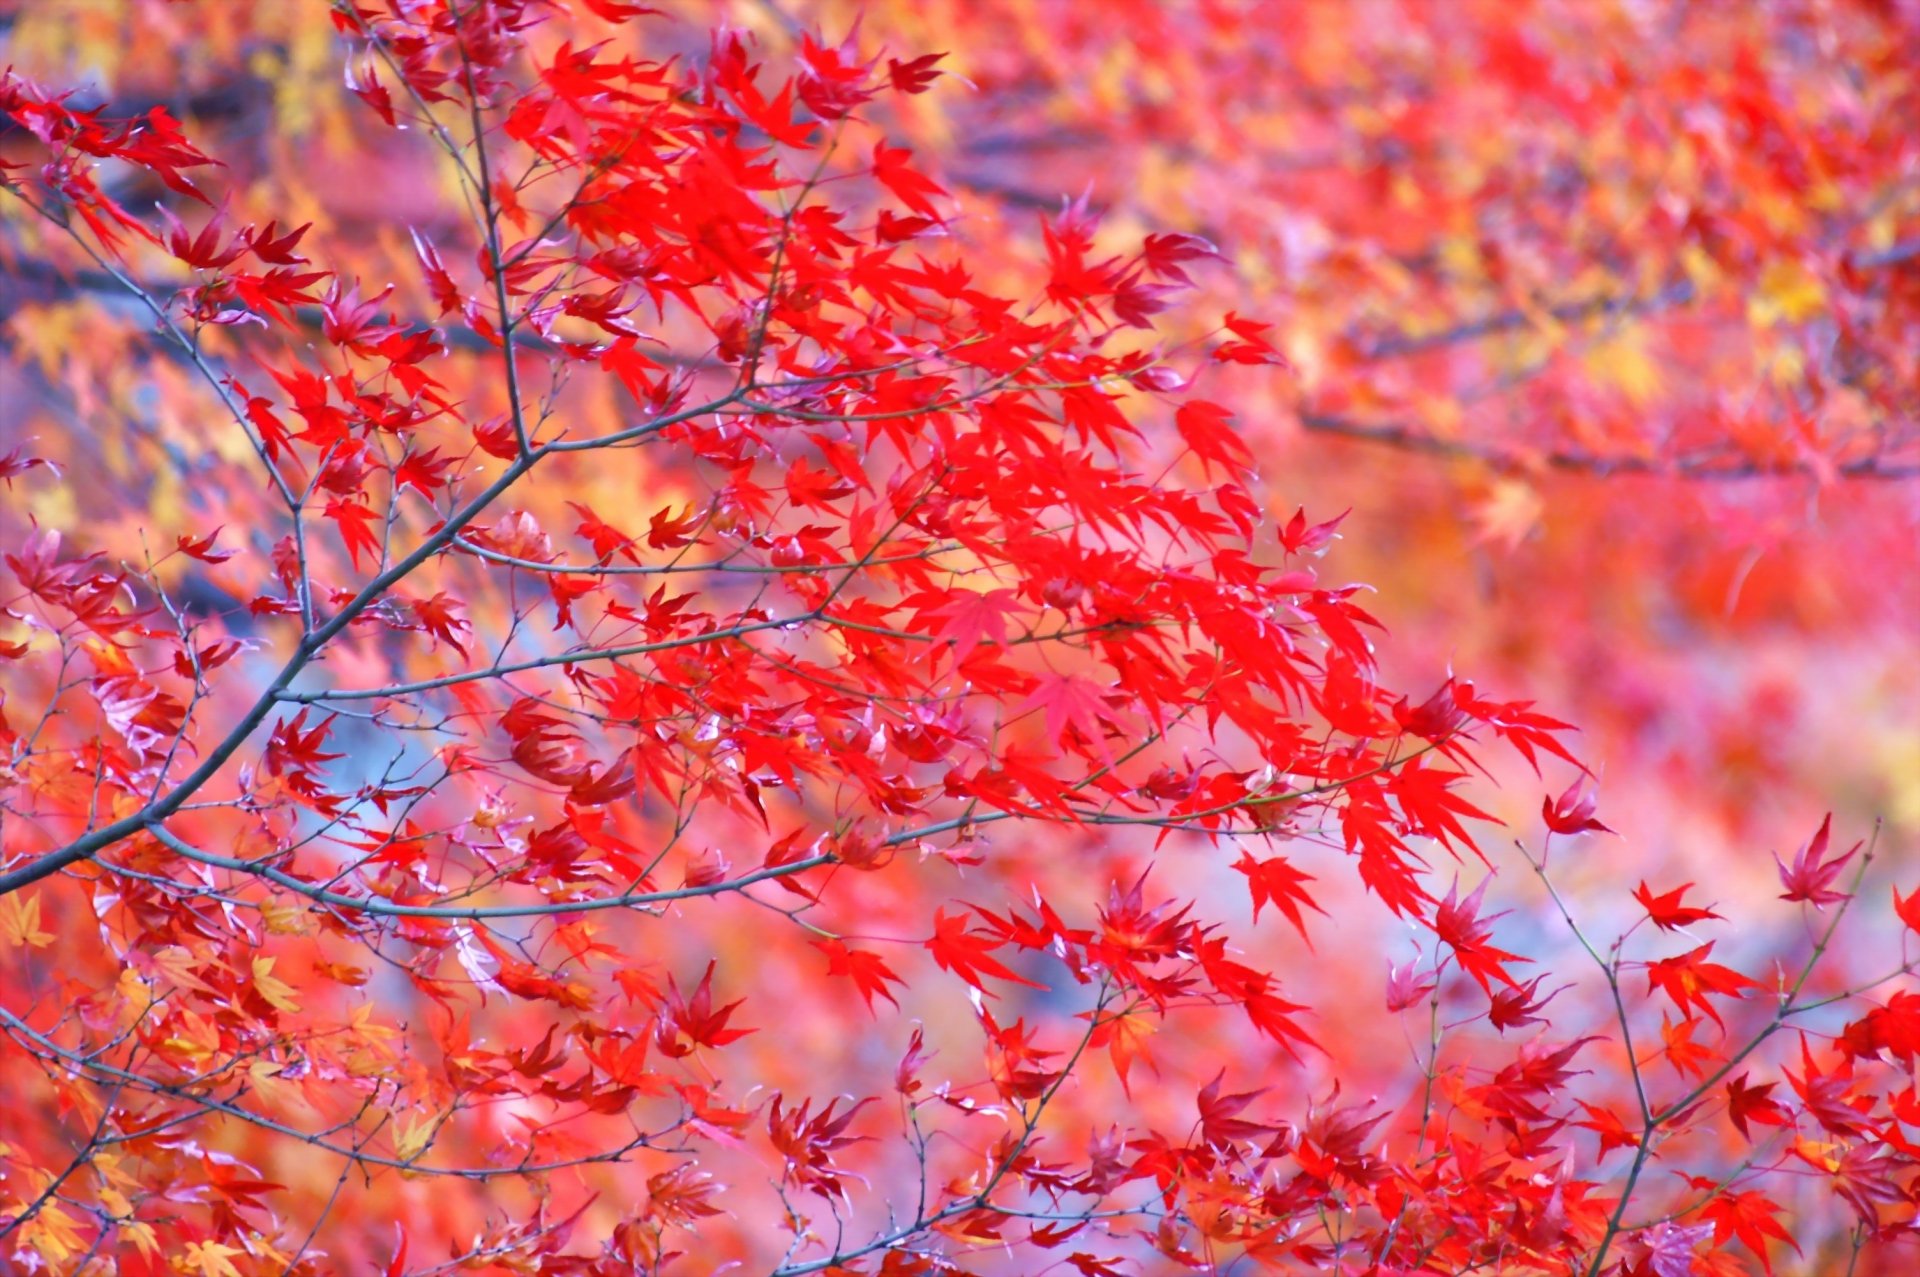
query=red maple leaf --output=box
[1895,884,1920,935]
[1174,400,1253,478]
[1017,672,1116,756]
[1542,776,1613,836]
[1632,880,1723,931]
[324,496,382,571]
[885,52,946,94]
[907,587,1018,667]
[1431,876,1528,995]
[1698,1185,1798,1274]
[926,908,1045,995]
[871,141,945,217]
[1774,813,1857,908]
[1724,1072,1791,1141]
[814,939,904,1014]
[1232,851,1325,944]
[1645,943,1760,1028]
[264,709,341,777]
[656,962,754,1056]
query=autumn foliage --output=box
[2,3,1920,1275]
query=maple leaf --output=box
[871,141,945,217]
[251,956,302,1014]
[1111,271,1178,328]
[1699,1186,1797,1274]
[1175,400,1254,478]
[319,278,401,349]
[1831,1144,1907,1223]
[599,335,661,405]
[1090,1012,1156,1096]
[1232,851,1325,943]
[895,1027,932,1098]
[1391,760,1497,854]
[1633,880,1723,931]
[1140,232,1217,285]
[768,1093,875,1200]
[1785,1035,1869,1137]
[646,503,701,549]
[1295,1087,1388,1183]
[1017,672,1116,755]
[324,496,382,571]
[814,938,904,1013]
[926,908,1046,995]
[1195,1070,1279,1148]
[657,962,754,1056]
[907,587,1017,667]
[1431,876,1528,994]
[1774,813,1857,907]
[343,53,397,127]
[1724,1072,1791,1141]
[1393,677,1470,741]
[580,0,659,19]
[1487,974,1566,1034]
[1841,988,1920,1065]
[886,52,946,94]
[1541,776,1613,836]
[1574,1100,1639,1158]
[0,445,52,487]
[1894,884,1920,935]
[244,217,309,264]
[264,709,342,778]
[1660,1012,1716,1080]
[1278,505,1346,556]
[183,1240,246,1277]
[158,203,246,270]
[0,892,55,948]
[409,592,472,658]
[1644,943,1760,1028]
[1631,1219,1712,1277]
[1383,955,1437,1012]
[394,447,454,499]
[1211,310,1288,365]
[174,527,237,563]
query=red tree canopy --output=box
[2,3,1919,1275]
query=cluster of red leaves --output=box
[0,3,1917,1276]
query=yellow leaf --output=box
[114,968,155,1025]
[0,892,54,948]
[1103,1013,1158,1094]
[93,1150,142,1193]
[1581,328,1660,407]
[152,945,221,994]
[392,1111,441,1161]
[1876,733,1920,832]
[349,1002,399,1044]
[260,900,311,935]
[251,956,302,1014]
[1471,479,1543,551]
[19,1199,85,1264]
[246,1059,296,1112]
[184,1238,246,1277]
[156,1009,220,1063]
[1749,258,1827,327]
[1792,1136,1842,1174]
[245,1231,292,1270]
[121,1218,161,1260]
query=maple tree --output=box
[2,3,1919,1275]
